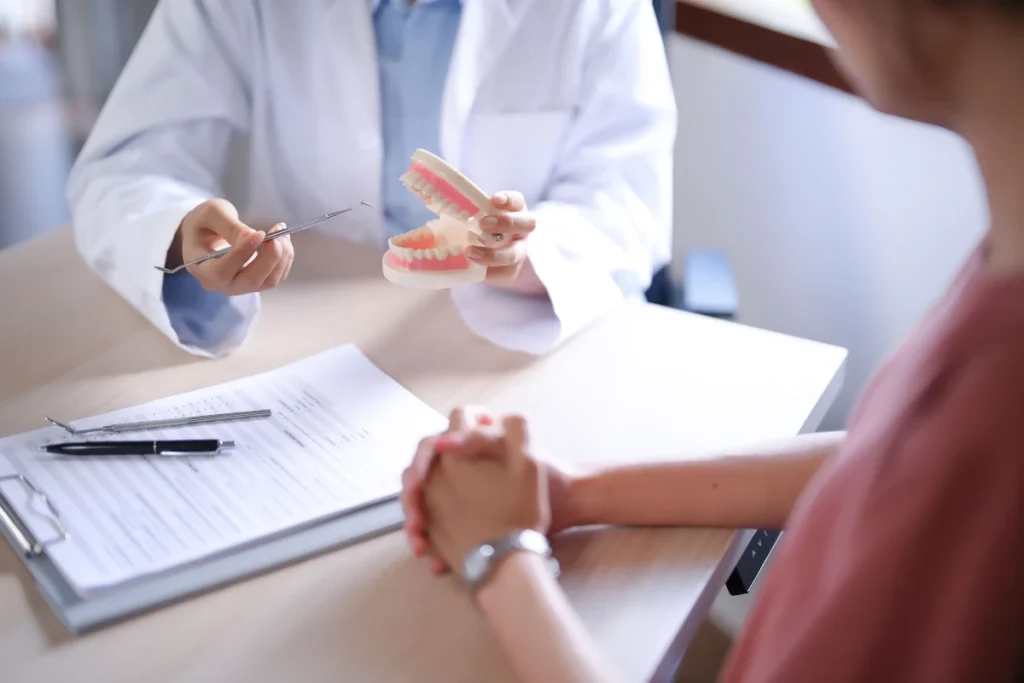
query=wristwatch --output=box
[461,529,560,593]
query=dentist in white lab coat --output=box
[68,0,676,358]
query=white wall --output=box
[668,34,988,433]
[665,34,989,637]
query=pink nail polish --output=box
[436,435,464,450]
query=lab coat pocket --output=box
[464,110,573,205]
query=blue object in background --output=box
[0,42,74,250]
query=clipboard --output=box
[0,470,404,633]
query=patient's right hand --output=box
[169,198,294,295]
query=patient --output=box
[398,0,1024,681]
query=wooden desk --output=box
[0,228,846,683]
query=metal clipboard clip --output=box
[0,473,68,557]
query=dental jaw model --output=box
[382,149,491,289]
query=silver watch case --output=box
[462,529,560,592]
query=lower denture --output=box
[386,227,470,272]
[385,250,468,271]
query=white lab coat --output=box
[67,0,677,358]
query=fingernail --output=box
[249,232,265,249]
[494,192,508,205]
[466,247,485,260]
[480,216,498,228]
[436,435,464,450]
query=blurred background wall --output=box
[667,33,985,434]
[0,0,157,249]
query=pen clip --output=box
[157,440,235,457]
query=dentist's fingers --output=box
[189,231,264,292]
[470,241,529,281]
[491,190,526,212]
[254,224,294,291]
[259,244,294,291]
[478,211,535,242]
[223,230,292,295]
[181,199,262,290]
[179,200,297,296]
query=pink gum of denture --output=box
[385,225,471,272]
[408,160,483,217]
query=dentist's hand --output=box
[168,198,294,295]
[470,191,541,290]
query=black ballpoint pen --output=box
[39,440,235,457]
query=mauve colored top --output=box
[719,241,1024,683]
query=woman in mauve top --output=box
[398,0,1024,680]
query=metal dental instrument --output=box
[44,409,272,436]
[156,201,373,274]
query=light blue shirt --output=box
[374,0,461,238]
[163,0,462,349]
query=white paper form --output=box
[0,345,446,594]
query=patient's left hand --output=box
[421,415,551,580]
[470,191,536,283]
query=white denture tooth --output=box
[424,249,436,260]
[400,172,414,185]
[459,210,471,220]
[404,248,415,260]
[414,249,424,259]
[414,177,428,189]
[436,247,449,259]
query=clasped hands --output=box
[169,192,536,295]
[400,407,574,582]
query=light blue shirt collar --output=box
[370,0,462,10]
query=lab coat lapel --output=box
[441,0,538,167]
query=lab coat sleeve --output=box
[451,0,676,354]
[66,0,259,358]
